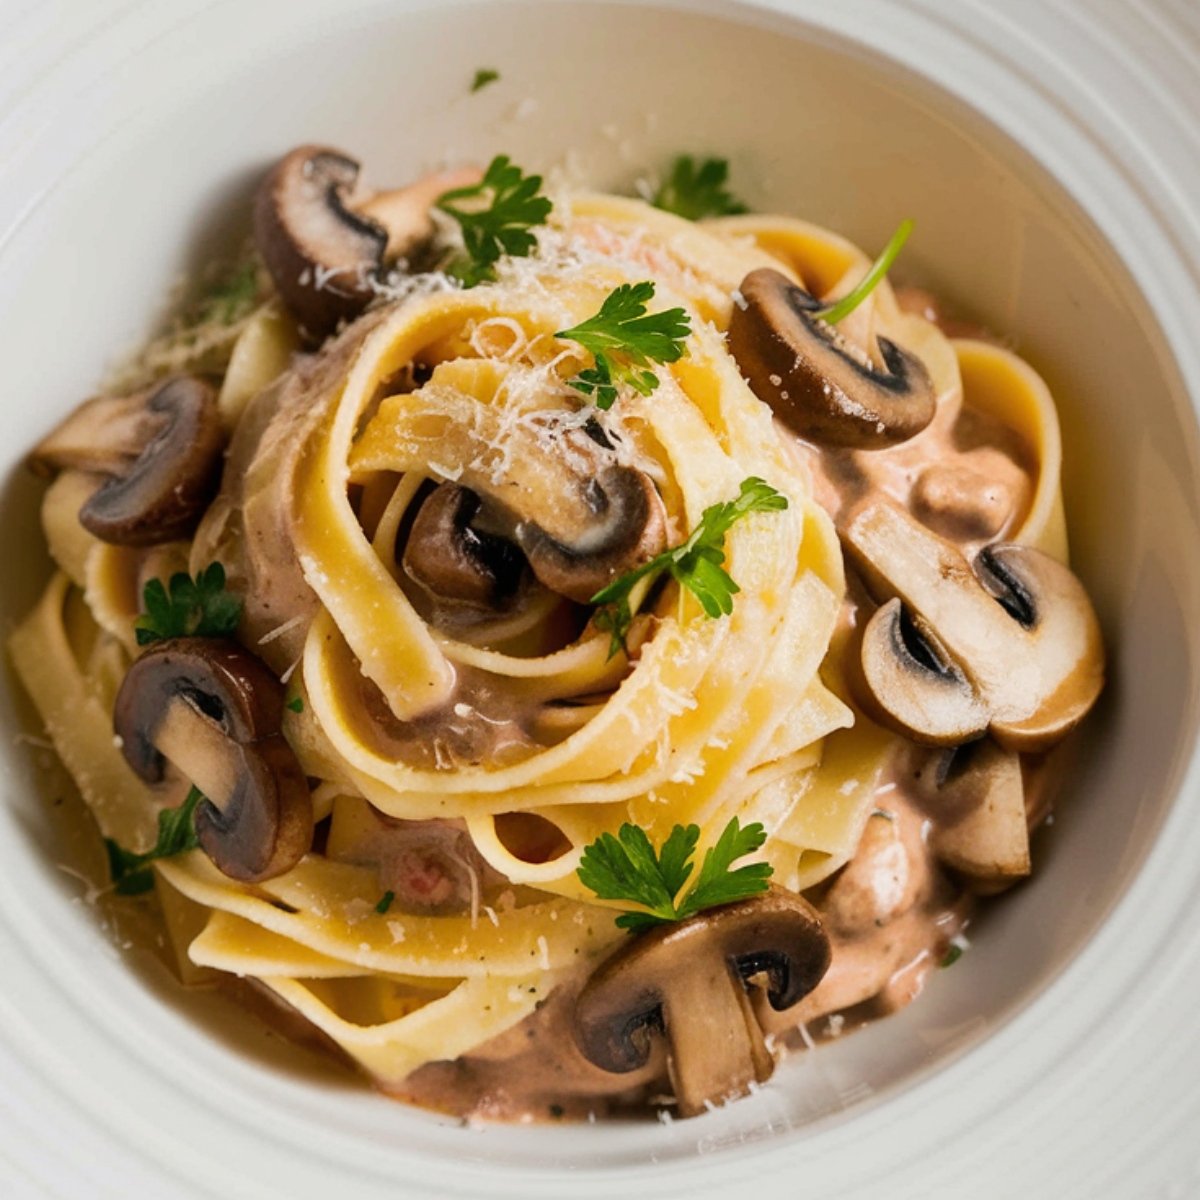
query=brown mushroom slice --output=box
[29,376,224,547]
[458,427,668,604]
[28,390,155,478]
[573,889,830,1117]
[254,144,473,342]
[402,483,527,608]
[113,637,312,882]
[910,739,1031,888]
[845,499,1103,751]
[728,267,936,448]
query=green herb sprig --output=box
[470,68,500,93]
[104,787,203,895]
[815,218,914,325]
[652,155,748,221]
[577,816,772,933]
[435,155,552,286]
[197,260,259,326]
[555,281,691,411]
[590,476,788,657]
[134,563,243,646]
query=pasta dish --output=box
[9,146,1104,1121]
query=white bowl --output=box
[2,1,1200,1196]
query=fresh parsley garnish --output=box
[577,816,772,933]
[286,696,304,714]
[941,943,965,968]
[652,155,748,221]
[590,476,788,657]
[134,562,243,646]
[470,68,500,93]
[555,281,691,411]
[815,218,914,325]
[104,787,203,895]
[435,155,552,286]
[197,260,259,326]
[375,890,395,914]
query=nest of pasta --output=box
[10,150,1102,1122]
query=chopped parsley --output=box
[591,476,788,657]
[104,787,203,895]
[375,890,396,914]
[435,155,552,286]
[134,562,243,646]
[196,259,260,326]
[286,696,305,714]
[941,943,964,968]
[555,281,691,411]
[652,155,748,221]
[815,218,914,325]
[470,68,500,93]
[577,816,772,933]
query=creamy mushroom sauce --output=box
[328,351,1045,1123]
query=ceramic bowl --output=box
[1,2,1198,1196]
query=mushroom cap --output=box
[909,739,1032,888]
[574,888,830,1077]
[728,267,936,449]
[113,637,312,881]
[846,499,1104,751]
[513,463,668,603]
[254,145,388,343]
[402,483,527,608]
[32,377,225,547]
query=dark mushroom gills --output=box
[843,499,1104,750]
[113,637,313,882]
[728,267,936,448]
[573,889,830,1116]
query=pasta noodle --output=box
[9,148,1103,1122]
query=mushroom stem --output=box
[573,889,830,1117]
[844,499,1103,750]
[113,637,313,882]
[728,268,936,448]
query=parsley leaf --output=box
[470,68,500,93]
[652,156,748,221]
[196,259,260,326]
[286,696,304,714]
[435,155,552,286]
[375,890,396,914]
[815,218,914,325]
[577,816,771,932]
[104,787,203,895]
[134,563,243,646]
[555,282,691,410]
[590,476,788,656]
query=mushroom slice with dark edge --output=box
[447,423,668,605]
[113,637,312,882]
[727,267,936,448]
[573,889,830,1117]
[254,145,474,343]
[844,499,1103,751]
[28,376,224,546]
[402,483,527,608]
[908,739,1031,891]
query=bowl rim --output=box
[2,1,1200,1196]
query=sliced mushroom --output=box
[908,739,1031,889]
[844,499,1104,751]
[29,376,224,546]
[573,889,830,1117]
[254,145,475,342]
[728,267,936,448]
[402,483,527,608]
[113,637,312,882]
[459,426,668,604]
